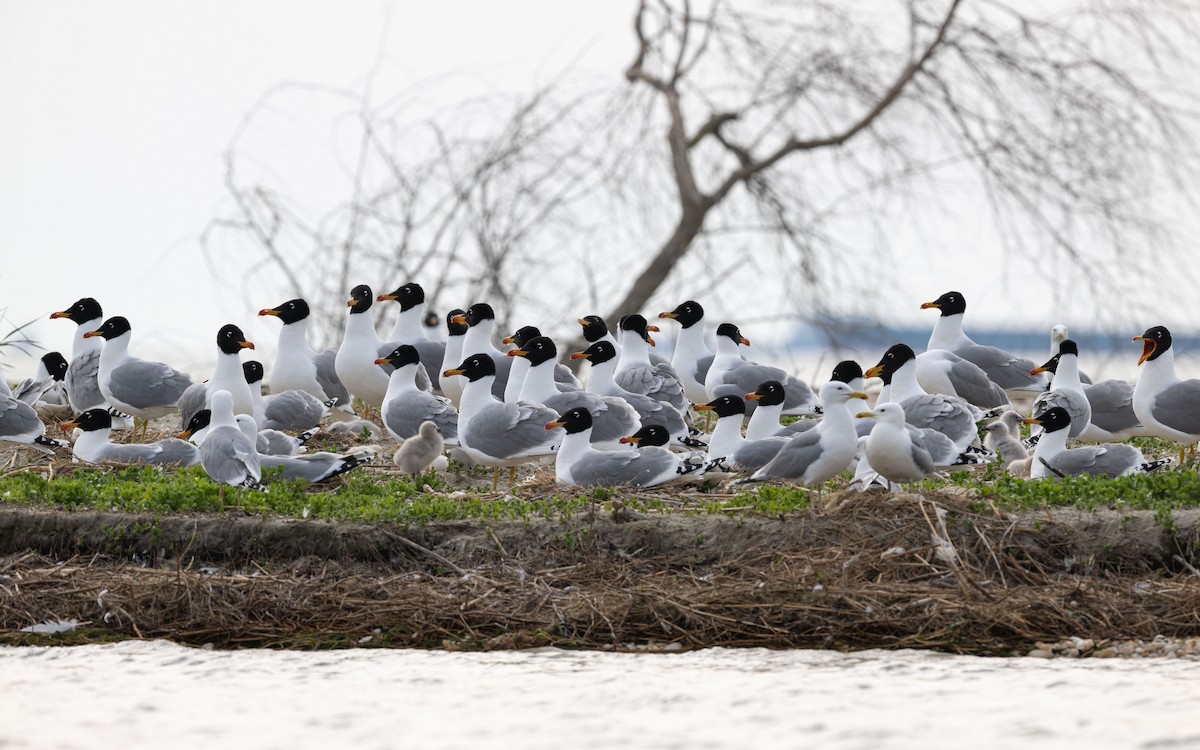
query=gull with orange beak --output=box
[1132,325,1200,464]
[177,323,257,430]
[658,300,716,406]
[61,408,199,467]
[1023,407,1169,479]
[258,298,353,419]
[376,345,459,445]
[546,407,705,487]
[85,316,195,436]
[377,282,446,390]
[703,323,816,416]
[613,315,689,416]
[49,296,107,413]
[502,325,580,403]
[1028,340,1092,439]
[335,284,434,411]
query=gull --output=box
[257,298,353,418]
[914,348,1010,409]
[512,335,639,446]
[335,285,433,409]
[1024,407,1169,479]
[377,345,459,445]
[230,413,372,484]
[439,309,468,408]
[857,402,937,485]
[457,303,514,401]
[394,420,445,475]
[921,291,1046,395]
[578,315,672,368]
[744,381,821,440]
[177,323,256,429]
[177,408,318,456]
[443,353,560,491]
[703,323,816,415]
[423,309,446,342]
[546,407,705,487]
[49,297,107,413]
[657,300,715,405]
[24,352,69,406]
[1133,325,1200,464]
[85,316,195,434]
[618,424,712,476]
[614,314,689,416]
[746,381,868,486]
[1029,340,1092,439]
[1032,346,1144,444]
[1050,324,1093,384]
[694,395,790,473]
[571,340,700,450]
[377,282,445,392]
[502,325,580,403]
[61,408,199,467]
[866,344,984,455]
[242,361,333,432]
[199,390,264,494]
[849,435,895,493]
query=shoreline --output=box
[3,493,1199,655]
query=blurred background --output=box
[2,0,1198,383]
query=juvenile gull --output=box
[61,408,198,467]
[200,390,264,493]
[858,402,937,485]
[1024,407,1168,480]
[546,407,704,487]
[394,420,446,475]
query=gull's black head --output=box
[84,316,131,340]
[466,303,495,327]
[506,325,542,349]
[258,298,310,325]
[716,323,749,346]
[217,324,254,355]
[831,360,863,384]
[178,409,212,440]
[572,340,617,365]
[41,352,68,381]
[865,344,916,385]
[659,300,704,329]
[578,315,610,343]
[445,353,496,382]
[378,344,421,368]
[619,314,650,338]
[347,285,374,313]
[695,394,747,419]
[509,335,557,367]
[242,361,265,385]
[546,407,592,435]
[620,424,670,447]
[746,380,785,407]
[1136,325,1172,365]
[920,291,966,317]
[50,297,102,324]
[446,309,467,337]
[1058,339,1079,358]
[378,282,425,311]
[61,407,113,433]
[1027,405,1071,434]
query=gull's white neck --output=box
[504,357,530,403]
[462,321,498,359]
[344,309,382,346]
[518,361,558,404]
[671,324,711,367]
[278,319,315,356]
[441,336,464,371]
[707,414,746,459]
[745,402,784,441]
[819,396,855,438]
[388,304,427,342]
[585,358,621,397]
[616,330,652,370]
[556,428,595,482]
[928,313,973,351]
[73,317,104,357]
[97,333,131,367]
[458,375,499,427]
[384,363,422,402]
[1031,428,1069,479]
[1051,354,1084,394]
[248,381,266,424]
[889,361,926,402]
[72,428,113,462]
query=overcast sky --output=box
[2,1,1196,380]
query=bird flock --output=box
[0,286,1195,498]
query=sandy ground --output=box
[3,641,1200,750]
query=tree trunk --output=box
[603,205,709,323]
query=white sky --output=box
[1,1,1197,380]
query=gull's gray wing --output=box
[262,390,325,431]
[569,447,678,487]
[12,375,53,406]
[0,397,45,442]
[200,426,261,486]
[376,341,434,392]
[66,350,105,412]
[616,365,688,414]
[752,432,822,478]
[553,363,582,390]
[1150,380,1200,437]
[694,353,714,386]
[1049,444,1140,478]
[464,401,558,459]
[544,392,639,443]
[383,391,459,441]
[912,426,959,466]
[1032,389,1091,438]
[732,436,790,472]
[109,359,194,411]
[945,356,1009,408]
[414,340,446,392]
[149,438,201,466]
[260,451,368,483]
[909,433,937,474]
[617,391,687,437]
[177,382,208,430]
[899,394,976,451]
[1084,380,1140,434]
[313,348,352,408]
[954,344,1044,391]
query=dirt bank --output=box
[2,493,1199,653]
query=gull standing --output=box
[920,291,1045,396]
[438,309,468,408]
[257,298,353,418]
[378,282,445,392]
[658,300,715,406]
[747,381,868,486]
[1132,325,1200,464]
[394,420,446,476]
[1029,340,1091,439]
[200,390,264,494]
[866,344,983,455]
[86,316,194,434]
[457,303,514,400]
[177,324,256,429]
[377,345,459,444]
[335,284,432,409]
[858,402,937,485]
[694,395,790,473]
[49,297,107,413]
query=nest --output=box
[2,492,1199,653]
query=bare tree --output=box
[206,0,1198,345]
